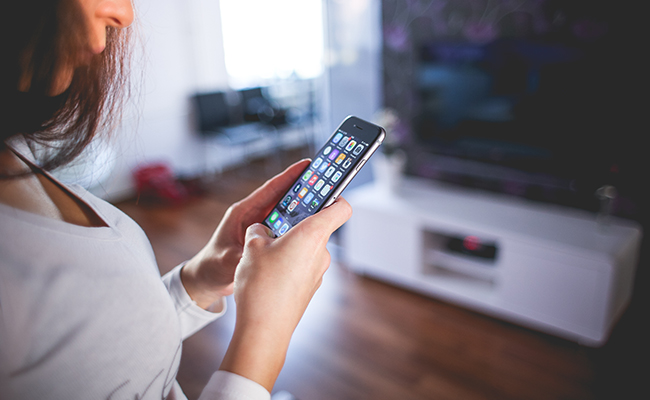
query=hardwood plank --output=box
[114,154,648,400]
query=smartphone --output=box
[263,116,386,237]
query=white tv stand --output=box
[341,178,642,346]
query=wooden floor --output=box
[115,150,649,400]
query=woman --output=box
[0,1,351,399]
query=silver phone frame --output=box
[320,125,386,209]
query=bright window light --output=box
[219,0,324,89]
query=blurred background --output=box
[58,0,646,221]
[56,0,648,399]
[58,0,382,200]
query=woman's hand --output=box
[180,159,312,309]
[220,195,352,391]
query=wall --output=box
[67,0,384,201]
[87,0,231,201]
[324,0,383,191]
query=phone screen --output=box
[264,116,384,237]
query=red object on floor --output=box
[133,162,188,204]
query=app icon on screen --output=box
[310,198,320,209]
[303,192,315,204]
[318,161,329,173]
[323,146,332,156]
[335,153,346,164]
[328,149,340,161]
[332,171,342,183]
[298,187,308,198]
[308,175,318,185]
[312,157,323,169]
[324,166,336,177]
[279,223,290,235]
[314,179,325,190]
[320,185,332,196]
[293,183,302,192]
[332,132,343,143]
[269,211,279,223]
[302,170,313,181]
[339,136,350,148]
[342,159,352,169]
[353,144,364,155]
[281,195,292,208]
[345,140,357,152]
[273,218,283,230]
[287,200,299,212]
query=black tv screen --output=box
[383,0,644,217]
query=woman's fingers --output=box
[244,222,274,246]
[313,196,353,233]
[237,159,311,214]
[284,197,353,245]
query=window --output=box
[219,0,325,89]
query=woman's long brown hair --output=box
[1,0,132,177]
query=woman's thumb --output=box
[245,223,275,244]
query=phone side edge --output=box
[321,127,386,209]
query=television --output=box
[382,0,644,218]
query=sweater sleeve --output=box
[161,263,227,339]
[162,268,270,400]
[197,371,271,400]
